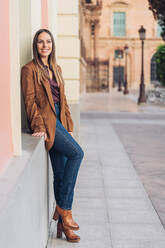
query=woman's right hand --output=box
[32,132,47,141]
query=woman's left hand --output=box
[32,131,47,141]
[69,132,73,137]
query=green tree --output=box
[148,0,165,39]
[155,45,165,85]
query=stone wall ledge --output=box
[0,133,53,248]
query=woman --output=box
[21,29,84,242]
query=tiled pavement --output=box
[47,90,165,248]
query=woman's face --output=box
[37,32,52,59]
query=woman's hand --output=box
[32,132,47,141]
[69,132,73,137]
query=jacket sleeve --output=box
[63,94,74,132]
[21,65,46,133]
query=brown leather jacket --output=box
[21,59,73,151]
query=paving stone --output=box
[110,223,165,248]
[74,187,104,199]
[105,188,147,199]
[102,167,139,181]
[107,198,153,211]
[104,179,142,189]
[109,209,160,224]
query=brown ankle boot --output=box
[57,222,80,243]
[56,205,79,230]
[53,207,59,221]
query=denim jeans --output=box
[49,102,84,210]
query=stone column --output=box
[9,0,21,156]
[48,0,57,40]
[0,0,13,169]
[19,0,42,131]
[57,0,80,141]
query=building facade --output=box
[80,0,164,92]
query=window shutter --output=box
[113,12,126,37]
[157,22,162,37]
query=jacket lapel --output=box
[35,63,64,115]
[54,66,64,108]
[41,79,56,114]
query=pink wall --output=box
[0,1,13,171]
[41,0,49,28]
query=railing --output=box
[86,59,109,92]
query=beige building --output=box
[80,0,164,92]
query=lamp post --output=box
[118,51,122,92]
[123,45,129,95]
[112,58,116,88]
[138,25,146,104]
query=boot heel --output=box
[57,223,63,239]
[53,208,59,221]
[62,223,80,243]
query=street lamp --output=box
[123,45,129,95]
[112,58,116,88]
[112,57,117,88]
[138,25,146,104]
[118,50,123,92]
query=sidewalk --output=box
[47,92,165,247]
[80,89,165,114]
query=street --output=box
[47,89,165,248]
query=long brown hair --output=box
[33,29,57,84]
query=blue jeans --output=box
[49,102,84,210]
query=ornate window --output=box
[157,22,162,37]
[114,49,123,59]
[113,12,126,37]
